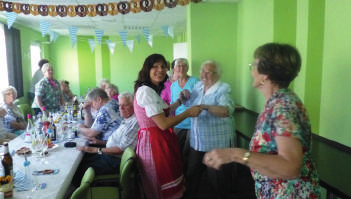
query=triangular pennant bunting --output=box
[148,35,153,47]
[69,26,78,47]
[142,28,150,42]
[119,30,128,46]
[6,11,17,29]
[40,21,50,37]
[88,39,96,53]
[135,35,141,43]
[162,25,169,37]
[95,29,104,44]
[126,40,134,53]
[49,31,59,42]
[106,40,116,54]
[168,26,174,38]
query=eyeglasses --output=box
[201,70,216,75]
[248,62,257,70]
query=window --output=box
[30,44,41,76]
[0,24,9,87]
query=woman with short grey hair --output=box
[0,86,26,133]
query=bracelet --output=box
[242,151,251,165]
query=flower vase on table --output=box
[0,175,13,198]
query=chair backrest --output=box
[17,104,35,121]
[119,147,137,199]
[71,167,95,199]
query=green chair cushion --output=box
[91,186,119,199]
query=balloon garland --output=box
[0,0,201,17]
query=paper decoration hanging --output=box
[135,35,141,43]
[88,39,96,53]
[6,11,17,29]
[106,40,116,54]
[162,25,169,37]
[168,26,174,38]
[95,29,104,44]
[119,30,128,46]
[40,21,50,37]
[142,28,150,41]
[49,31,59,42]
[69,26,78,47]
[126,40,134,53]
[148,35,153,47]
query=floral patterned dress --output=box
[249,88,320,199]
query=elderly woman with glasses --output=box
[0,86,26,133]
[181,60,235,199]
[32,63,64,114]
[204,43,320,198]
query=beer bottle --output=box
[1,142,13,177]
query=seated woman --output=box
[0,86,26,134]
[59,80,75,104]
[0,107,17,144]
[105,83,119,101]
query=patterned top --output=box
[171,76,199,129]
[185,81,235,152]
[32,77,62,113]
[106,114,139,151]
[1,104,25,132]
[249,88,320,198]
[91,99,123,141]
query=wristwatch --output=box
[97,148,102,155]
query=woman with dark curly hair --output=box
[134,54,202,199]
[204,43,320,198]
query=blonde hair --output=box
[41,63,53,73]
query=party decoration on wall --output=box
[148,34,153,47]
[142,28,150,42]
[6,11,17,29]
[106,40,116,54]
[40,21,50,37]
[95,29,104,44]
[88,39,96,53]
[135,35,141,43]
[168,26,174,38]
[0,0,202,17]
[119,30,128,46]
[161,25,169,37]
[69,26,78,47]
[127,40,134,53]
[49,31,59,42]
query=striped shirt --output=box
[186,81,235,152]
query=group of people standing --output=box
[134,42,320,199]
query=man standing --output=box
[29,59,48,104]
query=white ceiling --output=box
[0,0,239,36]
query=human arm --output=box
[35,96,45,110]
[200,104,230,117]
[78,123,101,138]
[77,146,124,155]
[204,136,303,180]
[10,121,25,130]
[88,137,107,145]
[82,102,94,127]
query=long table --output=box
[7,135,85,199]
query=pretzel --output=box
[0,2,4,12]
[30,4,39,16]
[153,0,165,11]
[21,4,30,15]
[12,3,21,13]
[117,1,130,15]
[67,5,76,17]
[140,0,153,12]
[42,169,54,174]
[130,0,141,13]
[76,5,87,17]
[96,4,108,16]
[164,0,177,8]
[38,5,48,16]
[178,0,190,6]
[16,147,32,155]
[87,4,96,17]
[107,3,118,16]
[48,5,57,17]
[56,5,67,17]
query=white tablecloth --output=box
[7,135,85,199]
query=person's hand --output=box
[83,101,91,112]
[179,89,191,104]
[186,105,202,117]
[76,146,96,153]
[88,137,98,144]
[0,108,7,117]
[203,148,237,170]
